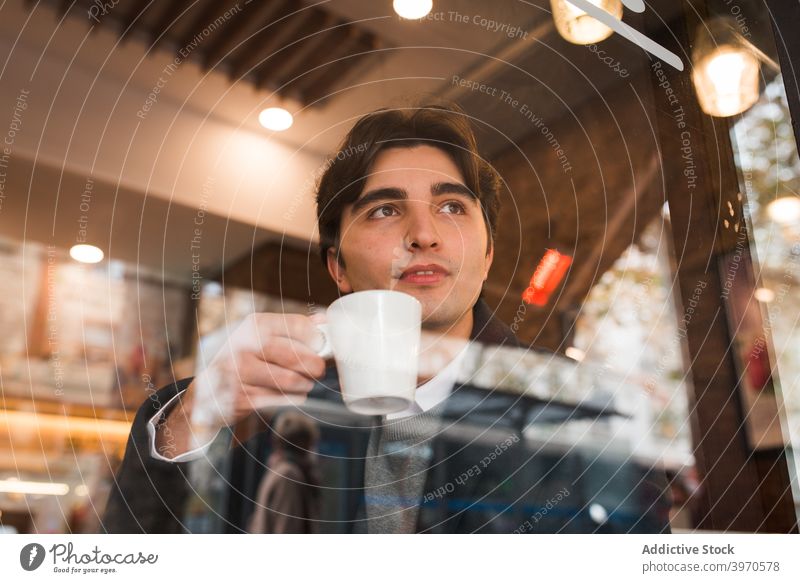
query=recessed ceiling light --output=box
[393,0,433,19]
[754,287,775,303]
[69,244,104,264]
[767,196,800,225]
[565,346,586,362]
[258,107,293,131]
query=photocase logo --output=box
[565,0,684,70]
[19,543,46,571]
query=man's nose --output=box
[404,203,441,250]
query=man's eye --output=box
[367,205,399,219]
[440,201,466,214]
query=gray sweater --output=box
[364,402,448,533]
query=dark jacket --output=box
[103,300,671,533]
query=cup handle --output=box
[315,323,334,359]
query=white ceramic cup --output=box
[315,290,421,415]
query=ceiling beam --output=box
[226,0,302,81]
[295,26,364,106]
[202,0,289,70]
[147,0,193,51]
[174,0,232,53]
[118,0,156,43]
[439,19,554,103]
[301,34,382,107]
[253,9,333,91]
[240,6,321,87]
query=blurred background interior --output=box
[0,0,798,533]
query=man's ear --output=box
[326,246,353,293]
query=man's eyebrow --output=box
[350,182,477,215]
[431,181,476,199]
[350,187,407,215]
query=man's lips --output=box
[398,263,449,285]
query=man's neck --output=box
[416,308,473,386]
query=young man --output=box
[152,104,506,456]
[103,104,671,534]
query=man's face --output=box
[326,145,493,336]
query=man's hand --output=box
[155,313,327,458]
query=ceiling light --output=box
[692,17,760,117]
[69,244,104,264]
[767,196,800,225]
[0,478,70,496]
[74,484,90,497]
[551,0,623,45]
[754,287,775,303]
[693,48,760,117]
[393,0,433,20]
[565,346,586,361]
[258,107,293,131]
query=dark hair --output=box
[315,103,501,265]
[272,410,319,454]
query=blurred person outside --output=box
[248,411,321,534]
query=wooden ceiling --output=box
[22,0,773,353]
[36,0,386,107]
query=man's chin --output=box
[419,301,467,328]
[385,283,468,323]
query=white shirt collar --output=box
[386,343,470,420]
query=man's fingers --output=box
[256,336,326,379]
[235,351,318,393]
[246,313,325,354]
[194,313,327,427]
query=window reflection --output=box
[732,74,800,484]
